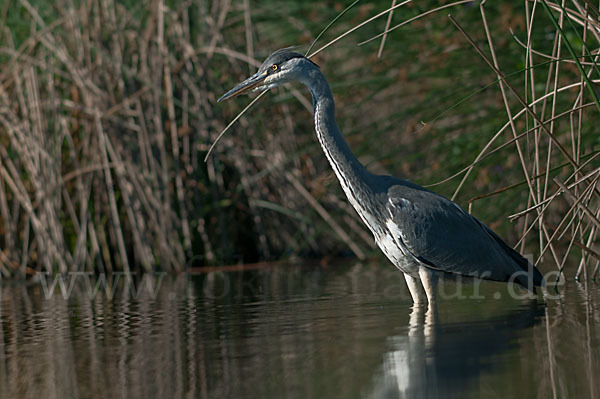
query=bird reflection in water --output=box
[368,303,544,398]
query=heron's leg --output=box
[418,267,439,305]
[404,273,426,304]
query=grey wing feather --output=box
[385,182,527,283]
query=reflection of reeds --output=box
[0,267,598,398]
[0,1,598,277]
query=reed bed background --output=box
[0,0,598,279]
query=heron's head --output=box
[218,48,319,102]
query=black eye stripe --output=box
[261,51,319,75]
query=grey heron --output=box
[218,48,544,305]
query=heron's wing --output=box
[384,182,521,282]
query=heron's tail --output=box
[483,225,544,292]
[511,253,544,293]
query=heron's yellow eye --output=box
[271,64,278,71]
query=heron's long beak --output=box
[218,71,267,102]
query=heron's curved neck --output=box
[300,68,380,225]
[303,70,367,178]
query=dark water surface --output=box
[0,262,598,399]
